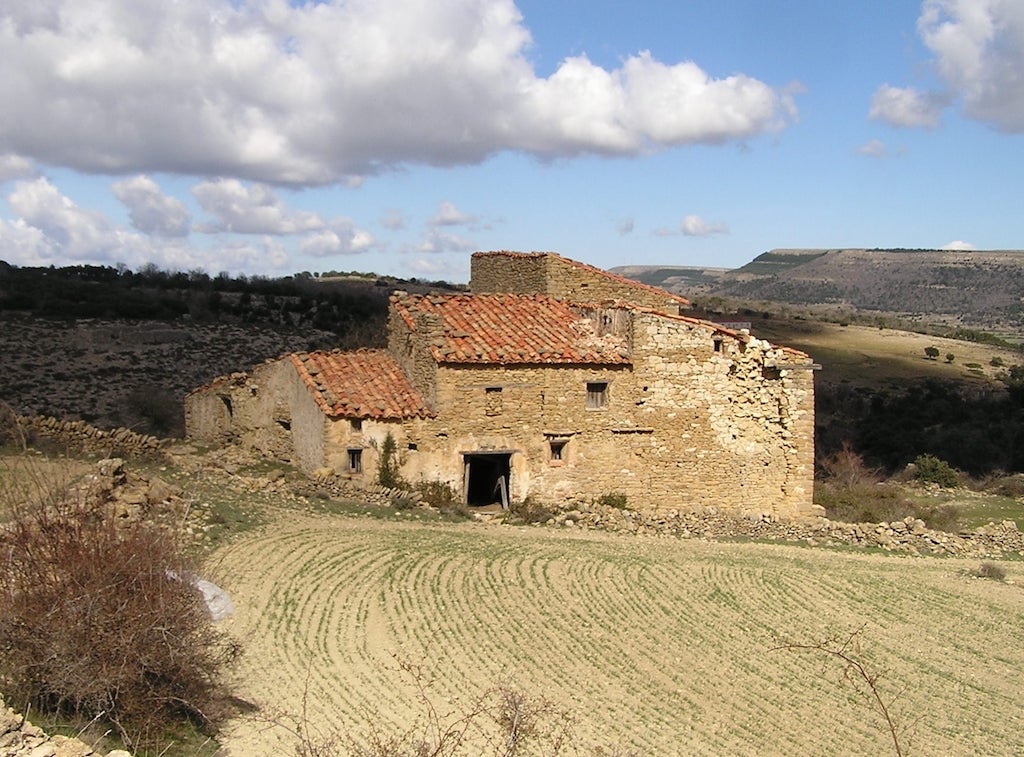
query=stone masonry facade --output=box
[470,250,691,315]
[186,252,816,518]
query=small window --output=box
[586,382,608,409]
[713,337,724,353]
[351,418,363,432]
[485,386,503,416]
[348,449,363,474]
[549,440,567,462]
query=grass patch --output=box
[948,494,1024,530]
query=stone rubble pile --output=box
[549,500,1024,559]
[0,696,132,757]
[67,458,188,529]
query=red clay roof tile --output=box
[289,349,433,419]
[391,292,632,365]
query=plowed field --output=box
[212,513,1024,755]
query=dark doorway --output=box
[463,452,511,509]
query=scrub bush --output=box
[0,461,237,750]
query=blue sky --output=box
[1,0,1022,282]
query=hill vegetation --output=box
[614,247,1024,345]
[616,250,1024,477]
[0,262,460,436]
[1,256,1022,476]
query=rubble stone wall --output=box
[12,416,165,459]
[470,251,687,314]
[384,311,814,517]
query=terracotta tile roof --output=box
[289,349,433,419]
[391,292,632,365]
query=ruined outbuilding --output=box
[185,252,816,517]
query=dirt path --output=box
[211,510,1024,756]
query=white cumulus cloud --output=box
[876,1,1024,132]
[869,85,945,128]
[430,201,477,227]
[192,178,325,234]
[417,229,476,254]
[0,176,293,272]
[942,239,976,250]
[300,224,376,258]
[0,0,798,185]
[919,0,1024,132]
[112,175,191,237]
[858,139,890,158]
[6,178,119,260]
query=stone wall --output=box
[470,251,689,314]
[469,251,550,298]
[387,296,441,408]
[186,306,815,516]
[11,416,165,459]
[184,362,323,470]
[382,310,815,517]
[186,254,814,516]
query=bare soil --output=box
[209,509,1024,756]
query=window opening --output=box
[586,381,608,409]
[351,418,363,432]
[348,449,363,474]
[549,440,567,462]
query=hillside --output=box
[2,258,1021,476]
[613,248,1024,343]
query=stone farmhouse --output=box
[185,252,816,517]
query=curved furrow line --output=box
[303,546,439,733]
[225,527,414,728]
[211,519,1024,756]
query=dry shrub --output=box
[345,658,576,757]
[816,446,905,523]
[819,444,880,488]
[975,562,1007,581]
[125,384,184,437]
[984,473,1024,498]
[0,460,237,750]
[815,446,961,531]
[505,496,555,525]
[0,401,26,451]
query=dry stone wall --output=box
[184,362,322,470]
[540,501,1024,559]
[11,416,165,459]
